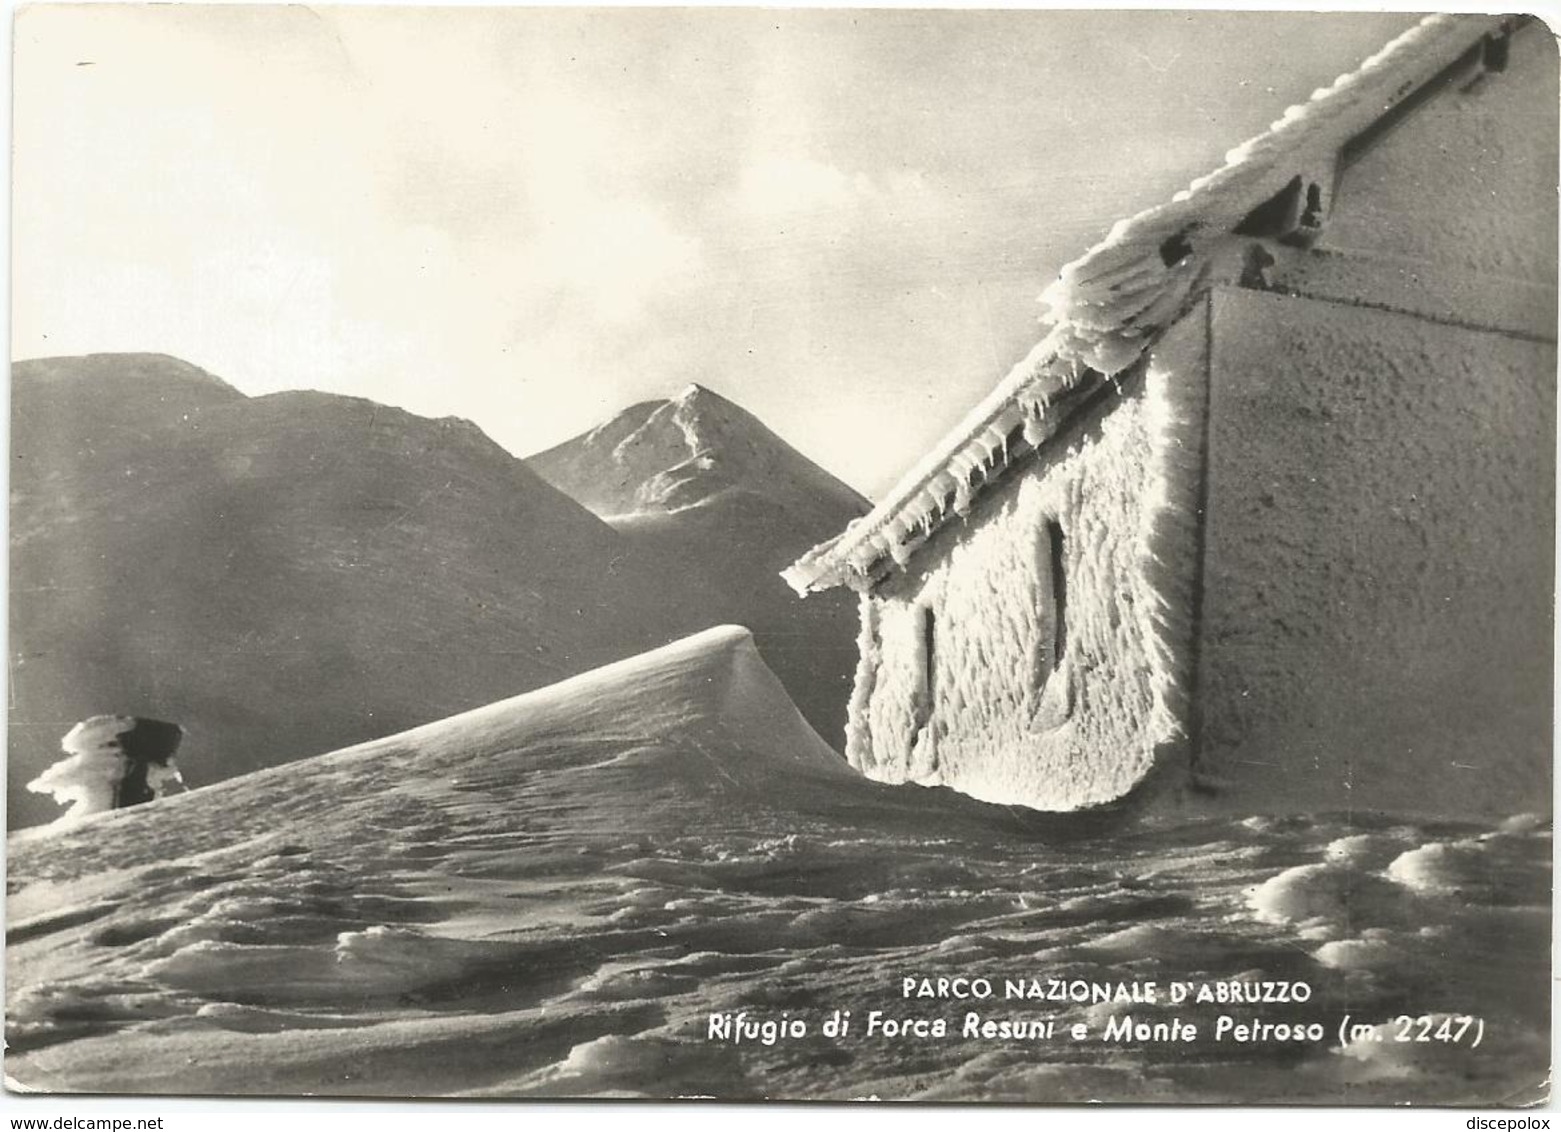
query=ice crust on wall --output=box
[784,13,1505,595]
[842,593,881,773]
[844,314,1209,812]
[854,394,1154,809]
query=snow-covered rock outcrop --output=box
[26,715,186,822]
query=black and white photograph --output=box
[4,4,1555,1110]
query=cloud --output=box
[733,153,947,232]
[736,154,869,218]
[526,199,704,327]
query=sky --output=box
[12,5,1423,497]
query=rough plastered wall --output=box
[1308,19,1558,326]
[1191,28,1557,819]
[1196,287,1555,818]
[844,315,1207,810]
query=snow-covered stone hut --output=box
[785,14,1556,819]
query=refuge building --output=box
[784,14,1557,819]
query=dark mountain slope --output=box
[10,355,678,827]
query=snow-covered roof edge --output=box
[784,12,1516,596]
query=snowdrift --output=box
[332,622,855,789]
[9,625,851,863]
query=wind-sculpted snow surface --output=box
[5,629,1547,1103]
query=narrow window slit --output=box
[920,604,936,705]
[1046,519,1067,668]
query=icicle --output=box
[953,480,973,518]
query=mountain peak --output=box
[670,382,744,423]
[529,386,869,527]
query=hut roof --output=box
[784,13,1520,596]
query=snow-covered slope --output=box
[5,626,1547,1102]
[530,383,872,749]
[8,354,694,828]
